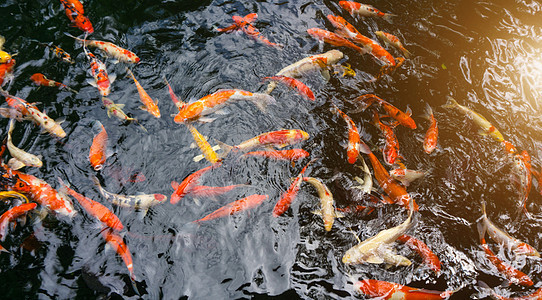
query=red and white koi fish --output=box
[389,168,426,187]
[330,104,360,164]
[265,50,344,94]
[397,234,441,275]
[193,194,268,223]
[89,121,108,171]
[339,2,396,22]
[353,279,454,299]
[66,33,139,63]
[0,203,37,248]
[217,13,282,48]
[375,31,412,58]
[327,15,395,67]
[125,68,160,118]
[30,73,78,93]
[356,94,416,129]
[58,179,123,231]
[217,129,309,158]
[478,201,539,257]
[6,119,43,169]
[373,111,401,165]
[59,0,94,33]
[173,89,275,123]
[0,59,15,87]
[1,167,76,217]
[480,239,533,287]
[423,104,438,153]
[39,42,74,64]
[100,228,135,281]
[170,162,221,204]
[303,177,340,231]
[273,159,314,217]
[307,28,366,54]
[2,92,67,138]
[262,76,315,101]
[188,184,247,198]
[241,149,310,161]
[84,48,114,96]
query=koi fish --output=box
[373,111,401,165]
[478,281,542,300]
[216,129,309,159]
[6,119,42,168]
[307,28,366,54]
[58,179,123,231]
[125,68,160,118]
[0,191,29,204]
[193,194,268,223]
[327,15,395,67]
[273,159,314,217]
[100,228,135,281]
[0,36,11,63]
[163,77,185,110]
[174,89,275,123]
[303,177,340,231]
[423,104,438,153]
[480,239,533,287]
[66,33,140,64]
[477,201,539,257]
[2,92,66,138]
[0,59,15,87]
[217,13,282,48]
[330,104,360,164]
[89,121,108,171]
[342,202,414,266]
[39,42,74,63]
[358,139,419,210]
[353,279,454,300]
[265,50,344,94]
[352,157,373,194]
[397,234,441,274]
[187,124,219,164]
[375,31,412,58]
[339,1,396,22]
[443,96,504,142]
[170,163,221,204]
[262,76,315,101]
[0,203,37,243]
[92,177,167,217]
[30,73,78,93]
[59,0,94,33]
[0,107,27,122]
[1,167,76,217]
[356,94,416,129]
[501,140,517,155]
[187,184,247,198]
[84,48,114,97]
[7,158,26,170]
[389,168,426,187]
[241,149,310,161]
[101,97,136,122]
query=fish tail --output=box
[422,103,433,120]
[91,120,104,133]
[354,94,376,111]
[125,67,135,80]
[64,32,84,43]
[250,93,276,112]
[401,47,412,58]
[382,13,396,23]
[443,96,459,109]
[357,139,372,155]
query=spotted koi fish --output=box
[66,33,139,63]
[30,73,78,93]
[339,2,396,22]
[39,42,74,64]
[59,0,93,33]
[84,48,114,96]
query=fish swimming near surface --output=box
[39,42,74,63]
[353,279,454,300]
[59,0,94,33]
[187,123,220,164]
[170,163,221,204]
[100,228,136,283]
[479,239,533,287]
[241,149,310,162]
[217,13,283,48]
[375,31,412,58]
[339,1,396,22]
[423,104,438,153]
[389,168,426,187]
[397,234,441,275]
[273,159,315,217]
[0,202,38,250]
[193,194,269,223]
[307,28,367,54]
[84,48,115,97]
[356,94,416,129]
[89,121,108,171]
[30,73,78,93]
[0,59,15,88]
[6,119,43,169]
[66,33,140,63]
[478,281,542,300]
[0,35,12,63]
[303,177,342,231]
[125,68,160,118]
[330,103,360,164]
[373,110,402,165]
[262,76,315,101]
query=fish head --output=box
[324,50,344,65]
[338,1,360,14]
[97,80,111,97]
[154,194,167,203]
[515,243,540,257]
[174,102,203,123]
[30,73,46,84]
[74,15,94,34]
[0,51,12,63]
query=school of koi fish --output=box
[0,0,540,299]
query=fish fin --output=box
[348,227,362,243]
[212,145,221,151]
[139,105,148,111]
[250,93,276,113]
[0,244,9,254]
[18,215,27,227]
[189,142,196,149]
[193,154,204,162]
[442,96,459,109]
[109,74,116,84]
[216,140,234,158]
[214,109,229,115]
[137,208,148,220]
[320,69,331,81]
[197,116,216,123]
[405,105,412,117]
[382,13,396,23]
[365,254,384,264]
[171,181,180,190]
[86,79,97,88]
[311,209,322,216]
[357,141,372,155]
[334,210,345,218]
[193,198,201,206]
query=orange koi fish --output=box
[375,31,412,58]
[0,59,15,87]
[389,168,426,187]
[327,15,395,67]
[217,13,282,48]
[217,129,309,158]
[358,140,418,210]
[30,73,78,93]
[59,0,94,33]
[242,149,310,161]
[0,203,37,244]
[353,279,453,300]
[397,234,441,275]
[84,48,114,96]
[480,239,533,287]
[356,94,416,129]
[262,76,315,101]
[125,68,160,118]
[339,2,396,22]
[163,77,185,111]
[307,28,366,54]
[100,228,135,281]
[194,194,268,223]
[423,104,438,153]
[66,34,139,63]
[373,111,401,165]
[1,167,76,217]
[188,184,247,198]
[330,104,360,164]
[59,179,123,231]
[89,121,108,171]
[170,162,221,204]
[173,89,275,123]
[273,159,314,217]
[39,42,74,64]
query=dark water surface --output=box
[1,0,542,299]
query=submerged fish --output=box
[217,13,282,48]
[373,111,401,165]
[30,73,78,94]
[303,177,341,231]
[262,76,315,101]
[389,168,426,187]
[375,31,412,58]
[479,239,533,287]
[84,48,115,97]
[0,59,15,87]
[6,119,43,168]
[66,33,140,63]
[39,42,74,63]
[356,94,416,129]
[353,279,454,299]
[187,124,219,164]
[339,2,396,22]
[193,194,268,223]
[273,159,314,217]
[397,234,441,274]
[307,28,366,54]
[89,121,108,171]
[423,104,438,154]
[126,68,160,118]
